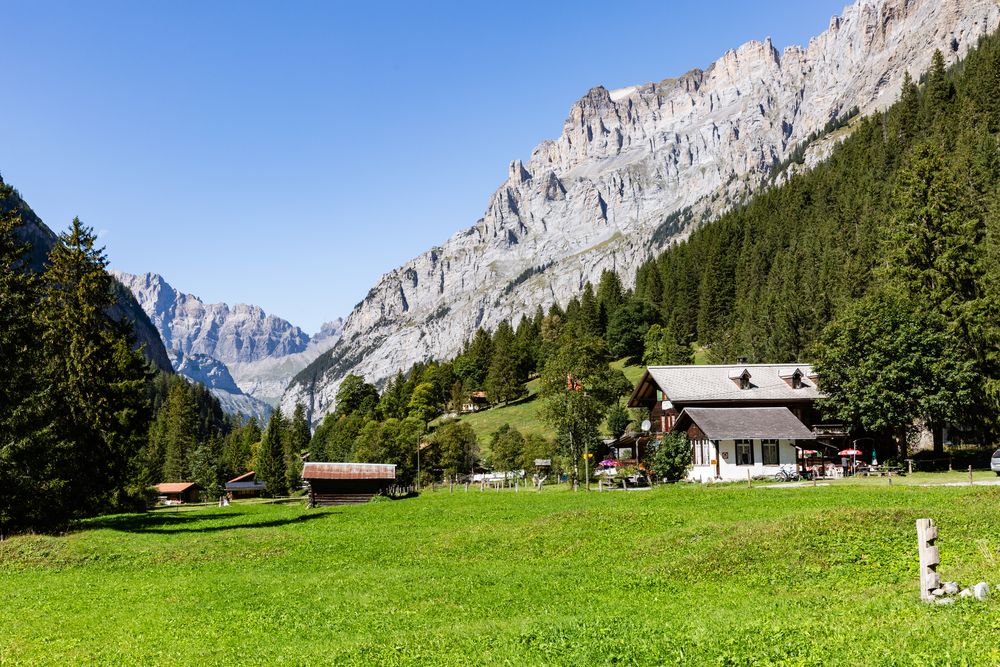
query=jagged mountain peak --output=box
[282,0,1000,423]
[112,270,311,366]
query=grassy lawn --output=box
[3,480,1000,665]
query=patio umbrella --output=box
[800,449,819,456]
[598,459,620,468]
[838,448,863,475]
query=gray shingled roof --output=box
[672,407,816,440]
[642,364,820,403]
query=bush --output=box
[650,432,691,482]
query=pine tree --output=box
[37,217,151,520]
[161,381,197,481]
[0,191,48,535]
[485,320,525,405]
[257,408,288,496]
[284,403,311,491]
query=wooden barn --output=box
[154,482,201,504]
[302,462,396,506]
[225,471,266,499]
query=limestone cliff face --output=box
[114,270,343,408]
[283,0,1000,421]
[111,271,311,365]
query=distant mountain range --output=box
[281,0,1000,422]
[113,270,342,415]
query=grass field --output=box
[3,477,1000,665]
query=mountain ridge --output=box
[282,0,1000,423]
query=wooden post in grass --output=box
[916,518,940,602]
[747,469,752,488]
[888,469,892,486]
[969,465,974,486]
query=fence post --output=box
[916,518,941,602]
[907,459,913,475]
[969,465,974,486]
[747,469,752,488]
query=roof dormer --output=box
[779,367,805,389]
[729,368,752,390]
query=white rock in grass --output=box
[959,588,974,598]
[942,582,960,594]
[973,582,990,600]
[935,597,956,605]
[931,588,946,597]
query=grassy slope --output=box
[3,478,1000,665]
[457,360,646,446]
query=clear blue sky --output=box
[3,0,847,334]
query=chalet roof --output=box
[672,407,816,440]
[628,364,820,407]
[226,471,256,484]
[155,482,199,494]
[302,462,396,480]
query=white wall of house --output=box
[688,439,801,482]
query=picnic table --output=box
[860,465,904,477]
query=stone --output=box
[935,597,956,605]
[280,0,1000,422]
[959,588,974,598]
[930,588,946,597]
[942,582,960,595]
[973,582,990,600]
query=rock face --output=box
[111,271,311,365]
[168,350,273,421]
[1,178,173,373]
[115,270,343,409]
[284,0,1000,422]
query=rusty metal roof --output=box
[155,482,199,493]
[302,462,396,480]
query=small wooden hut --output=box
[302,462,396,506]
[154,482,201,504]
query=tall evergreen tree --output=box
[485,320,525,405]
[0,194,48,535]
[37,218,151,520]
[257,408,288,496]
[284,403,311,491]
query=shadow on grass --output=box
[86,510,337,535]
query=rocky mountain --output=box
[282,0,1000,422]
[114,270,343,409]
[1,178,173,372]
[229,318,343,407]
[110,271,311,365]
[168,350,273,421]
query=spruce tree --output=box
[37,217,151,521]
[284,403,311,492]
[161,381,197,481]
[257,408,287,496]
[0,193,47,535]
[485,320,525,405]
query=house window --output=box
[692,439,711,466]
[761,439,779,465]
[735,439,753,465]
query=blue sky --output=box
[4,0,847,333]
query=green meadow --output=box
[3,478,1000,665]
